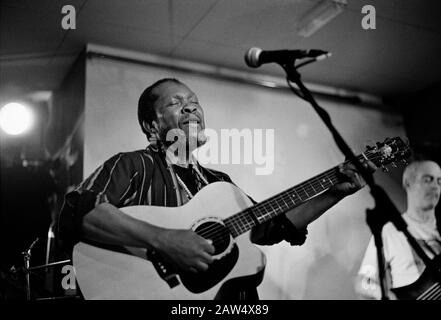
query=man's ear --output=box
[143,120,158,136]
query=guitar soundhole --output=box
[180,220,237,293]
[194,221,231,255]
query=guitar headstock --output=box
[364,137,412,171]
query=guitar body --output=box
[391,255,441,300]
[73,182,266,300]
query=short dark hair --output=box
[137,78,182,136]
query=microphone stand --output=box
[280,62,430,300]
[22,238,39,300]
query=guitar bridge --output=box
[146,250,180,288]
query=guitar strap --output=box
[174,164,208,200]
[421,239,441,257]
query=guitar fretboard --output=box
[223,154,368,238]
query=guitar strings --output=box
[196,166,340,241]
[196,151,391,241]
[423,287,441,300]
[196,151,392,242]
[417,282,441,300]
[198,176,353,242]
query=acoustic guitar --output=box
[73,137,410,299]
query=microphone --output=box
[244,47,330,68]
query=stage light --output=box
[0,102,34,135]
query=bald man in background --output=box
[355,160,441,299]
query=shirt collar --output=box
[147,143,198,168]
[165,148,198,168]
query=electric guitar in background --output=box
[392,255,441,300]
[73,137,411,299]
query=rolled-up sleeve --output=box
[57,152,145,251]
[58,189,99,250]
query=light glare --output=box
[0,102,34,135]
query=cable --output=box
[295,58,318,70]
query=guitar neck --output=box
[224,154,366,238]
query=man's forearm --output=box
[81,202,216,273]
[285,190,344,229]
[82,202,164,250]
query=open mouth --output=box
[182,119,200,125]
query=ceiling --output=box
[1,0,441,103]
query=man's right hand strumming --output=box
[155,229,215,273]
[81,202,215,274]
